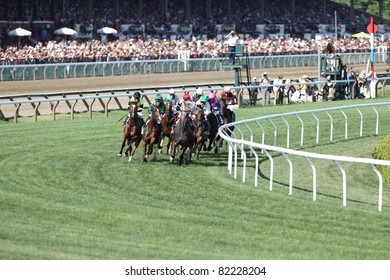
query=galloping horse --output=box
[141,105,162,162]
[159,101,175,154]
[192,109,208,160]
[215,98,236,149]
[170,110,195,165]
[118,104,143,162]
[205,112,219,153]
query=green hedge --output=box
[373,133,390,183]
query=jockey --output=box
[192,88,203,103]
[198,95,211,135]
[165,95,172,103]
[198,95,212,116]
[208,91,224,126]
[169,88,180,107]
[124,91,144,125]
[176,92,196,131]
[219,86,236,105]
[179,92,196,115]
[148,93,166,115]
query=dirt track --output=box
[1,63,388,119]
[2,63,387,96]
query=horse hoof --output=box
[158,149,162,154]
[117,153,122,157]
[170,157,174,162]
[128,156,132,162]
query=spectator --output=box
[225,30,239,65]
[260,72,271,106]
[273,75,284,105]
[249,77,259,106]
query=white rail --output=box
[218,102,390,211]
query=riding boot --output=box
[217,114,224,126]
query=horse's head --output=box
[196,108,205,122]
[130,104,138,117]
[151,105,162,123]
[164,101,172,114]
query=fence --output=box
[218,102,390,212]
[0,52,386,81]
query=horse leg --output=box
[179,147,186,166]
[142,141,148,162]
[166,138,171,155]
[158,136,164,154]
[170,143,176,162]
[118,138,126,157]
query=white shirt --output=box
[227,35,238,47]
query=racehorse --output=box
[141,105,162,162]
[192,109,208,160]
[205,112,219,153]
[118,104,143,162]
[215,98,236,150]
[159,101,175,154]
[170,110,195,165]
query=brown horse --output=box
[215,98,235,150]
[170,110,195,165]
[192,109,208,160]
[205,112,219,153]
[159,101,175,154]
[142,105,162,162]
[118,104,143,162]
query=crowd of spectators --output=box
[1,35,388,65]
[0,0,387,65]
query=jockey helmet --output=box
[200,95,207,103]
[169,88,175,95]
[130,97,137,103]
[183,93,191,101]
[155,94,163,101]
[223,86,231,92]
[134,91,141,99]
[196,88,203,95]
[208,92,216,100]
[165,95,172,102]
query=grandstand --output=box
[0,0,388,43]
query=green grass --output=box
[1,98,390,260]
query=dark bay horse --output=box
[215,98,236,150]
[159,101,175,154]
[142,105,162,162]
[205,112,219,153]
[192,109,208,160]
[118,104,143,162]
[170,110,195,165]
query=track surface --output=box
[2,63,387,96]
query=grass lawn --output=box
[1,97,390,260]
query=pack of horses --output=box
[118,98,235,165]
